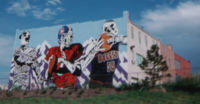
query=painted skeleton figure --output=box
[103,20,127,45]
[9,31,40,90]
[90,20,127,87]
[45,25,104,88]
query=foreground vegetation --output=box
[0,90,200,104]
[1,76,200,104]
[164,77,200,92]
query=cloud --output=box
[139,1,200,66]
[32,7,64,20]
[56,7,64,11]
[0,34,14,66]
[6,0,64,20]
[140,1,200,36]
[46,0,62,6]
[32,8,56,20]
[7,0,31,16]
[140,1,200,44]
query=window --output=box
[138,31,141,45]
[131,27,134,40]
[152,39,157,45]
[145,35,148,47]
[136,53,144,66]
[175,60,180,69]
[168,59,171,67]
[152,39,154,45]
[131,50,134,64]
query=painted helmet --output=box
[58,25,72,41]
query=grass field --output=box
[1,90,200,104]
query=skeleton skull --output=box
[103,20,118,36]
[19,31,30,46]
[60,31,73,48]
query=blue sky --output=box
[0,0,200,77]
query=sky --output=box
[0,0,200,80]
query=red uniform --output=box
[45,44,83,87]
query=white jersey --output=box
[9,46,40,90]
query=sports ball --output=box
[100,33,112,52]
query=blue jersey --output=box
[90,43,119,85]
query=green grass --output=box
[1,90,200,104]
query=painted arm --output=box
[59,38,104,73]
[76,37,104,71]
[14,55,26,66]
[57,56,81,75]
[107,35,127,45]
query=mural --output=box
[8,31,42,90]
[45,25,104,88]
[90,20,127,87]
[8,19,129,90]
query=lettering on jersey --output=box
[107,61,115,72]
[98,50,119,63]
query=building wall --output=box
[12,11,129,87]
[160,43,176,83]
[12,11,192,87]
[174,53,192,79]
[126,13,160,83]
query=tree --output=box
[139,44,170,87]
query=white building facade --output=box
[126,12,161,83]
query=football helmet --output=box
[58,25,73,48]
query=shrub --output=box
[12,86,22,91]
[115,83,143,91]
[77,89,84,98]
[68,87,73,95]
[6,90,12,97]
[164,77,200,92]
[98,87,104,93]
[35,89,39,95]
[23,90,28,96]
[62,90,66,94]
[41,88,47,94]
[0,88,2,95]
[50,87,57,95]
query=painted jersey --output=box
[90,33,119,85]
[45,43,83,87]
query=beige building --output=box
[126,12,176,84]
